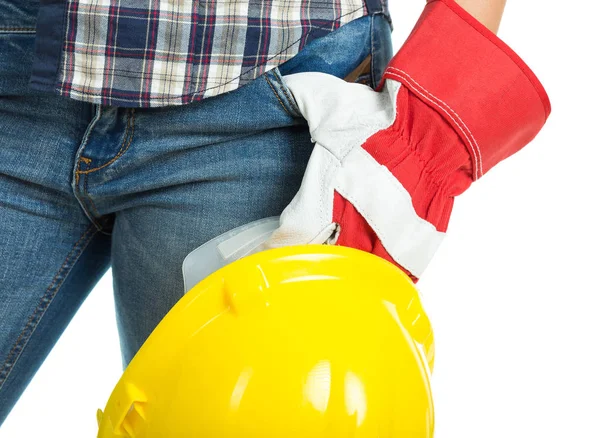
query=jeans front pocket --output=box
[264,13,394,125]
[268,12,394,118]
[276,14,393,87]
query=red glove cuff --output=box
[380,0,551,180]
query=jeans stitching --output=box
[74,158,105,230]
[0,28,36,33]
[74,105,103,186]
[275,69,300,116]
[370,12,389,88]
[269,68,302,117]
[76,108,136,174]
[0,225,98,392]
[370,14,377,89]
[84,174,102,219]
[75,155,109,233]
[265,75,293,117]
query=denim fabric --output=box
[0,8,393,427]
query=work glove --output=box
[266,0,551,281]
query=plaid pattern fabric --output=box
[55,0,371,107]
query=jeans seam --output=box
[81,161,110,235]
[265,75,293,117]
[0,224,98,392]
[370,14,378,89]
[73,105,102,186]
[74,158,104,230]
[370,11,390,88]
[76,108,136,174]
[0,28,36,33]
[267,68,302,118]
[83,172,102,220]
[275,69,299,115]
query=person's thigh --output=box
[0,12,113,423]
[0,92,112,424]
[107,72,313,365]
[95,14,393,365]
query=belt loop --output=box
[364,0,383,14]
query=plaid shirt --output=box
[30,0,388,107]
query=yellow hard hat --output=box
[97,245,435,437]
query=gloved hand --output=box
[265,0,551,281]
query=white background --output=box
[2,1,600,437]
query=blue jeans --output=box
[0,0,393,426]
